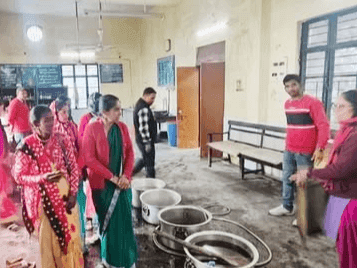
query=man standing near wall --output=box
[133,87,157,178]
[8,84,32,145]
[268,74,330,223]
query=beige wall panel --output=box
[0,12,142,109]
[266,0,357,126]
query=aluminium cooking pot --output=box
[131,178,166,208]
[183,230,259,268]
[140,189,181,225]
[157,205,212,251]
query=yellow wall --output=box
[266,0,357,126]
[0,12,142,108]
[1,0,357,119]
[139,0,265,116]
[138,0,357,125]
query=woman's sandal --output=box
[7,223,20,232]
[6,257,35,268]
[6,257,28,268]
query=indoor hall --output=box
[1,0,357,267]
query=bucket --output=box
[131,178,166,208]
[140,189,181,225]
[167,122,177,147]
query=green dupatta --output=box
[93,124,137,268]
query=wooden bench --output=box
[207,120,286,179]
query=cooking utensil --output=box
[157,205,212,251]
[140,189,181,224]
[184,230,259,268]
[154,229,244,267]
[131,178,166,208]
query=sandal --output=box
[7,223,20,232]
[6,257,28,268]
[28,262,36,268]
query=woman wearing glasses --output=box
[292,90,357,268]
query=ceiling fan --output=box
[65,0,116,53]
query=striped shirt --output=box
[285,95,330,154]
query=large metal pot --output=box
[183,231,259,268]
[140,189,181,225]
[131,178,166,208]
[157,205,212,251]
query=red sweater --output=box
[78,113,94,147]
[8,98,31,133]
[82,118,134,189]
[285,95,330,154]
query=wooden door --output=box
[200,62,225,157]
[177,67,200,148]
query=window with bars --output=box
[300,6,357,129]
[62,64,99,109]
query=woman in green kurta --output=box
[87,95,137,268]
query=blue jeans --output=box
[282,151,313,211]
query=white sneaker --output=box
[268,204,295,216]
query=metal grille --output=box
[307,20,328,48]
[301,6,357,126]
[337,11,357,43]
[334,47,357,75]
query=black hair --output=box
[143,87,156,96]
[16,87,28,95]
[99,94,119,112]
[342,90,357,117]
[30,105,51,125]
[283,74,301,85]
[88,92,102,114]
[0,99,9,109]
[55,95,71,112]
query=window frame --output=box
[61,63,100,109]
[300,5,357,120]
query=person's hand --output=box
[110,176,120,185]
[46,171,63,183]
[145,143,152,153]
[312,149,324,165]
[290,169,309,189]
[66,195,77,214]
[118,175,130,189]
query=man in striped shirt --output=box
[133,87,157,178]
[269,74,330,221]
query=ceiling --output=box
[0,0,180,17]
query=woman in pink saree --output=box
[292,89,357,268]
[0,99,18,224]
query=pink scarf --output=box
[328,117,357,165]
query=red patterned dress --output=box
[0,123,17,223]
[13,132,83,268]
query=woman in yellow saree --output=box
[13,105,84,268]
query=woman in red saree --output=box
[13,105,83,268]
[50,96,88,251]
[78,93,102,233]
[292,90,357,268]
[0,99,18,224]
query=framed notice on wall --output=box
[157,55,175,87]
[100,64,123,83]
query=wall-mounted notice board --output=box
[157,55,175,87]
[0,64,62,89]
[100,64,123,83]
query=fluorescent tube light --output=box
[61,52,95,58]
[197,22,227,37]
[84,10,164,19]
